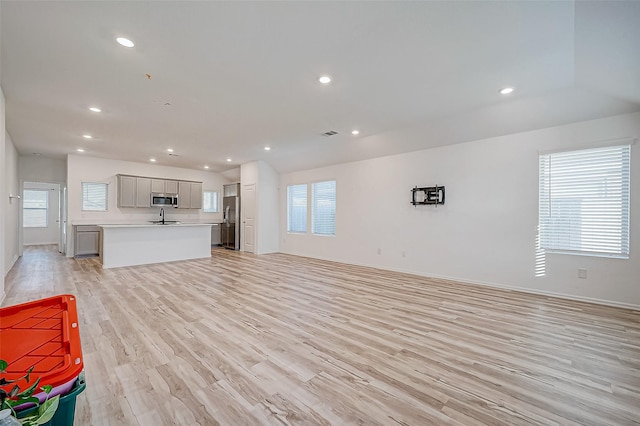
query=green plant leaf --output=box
[20,416,40,426]
[0,359,7,372]
[6,395,39,408]
[17,377,41,398]
[34,395,59,424]
[40,385,53,395]
[24,366,34,384]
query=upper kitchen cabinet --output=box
[190,182,203,209]
[117,175,136,208]
[136,178,151,207]
[178,181,203,209]
[165,180,179,194]
[118,174,201,209]
[151,179,179,194]
[178,181,191,209]
[151,179,165,193]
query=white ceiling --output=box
[2,1,639,174]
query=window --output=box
[539,144,630,258]
[312,180,336,236]
[23,189,49,228]
[287,184,307,233]
[82,182,108,211]
[203,191,220,213]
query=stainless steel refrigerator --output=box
[221,183,240,250]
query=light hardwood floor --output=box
[3,245,640,425]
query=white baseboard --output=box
[6,254,18,275]
[0,290,5,306]
[278,251,640,311]
[413,271,640,311]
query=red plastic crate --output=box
[0,295,84,395]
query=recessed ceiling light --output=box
[226,158,232,162]
[76,148,85,153]
[89,107,101,113]
[264,146,271,151]
[149,158,156,162]
[499,87,514,95]
[318,75,332,84]
[167,148,174,153]
[116,37,135,48]
[204,165,210,169]
[351,130,360,135]
[82,134,93,139]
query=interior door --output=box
[242,184,256,253]
[59,186,67,254]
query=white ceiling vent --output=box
[322,130,339,137]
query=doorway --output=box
[21,181,67,254]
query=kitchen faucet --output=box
[160,208,165,224]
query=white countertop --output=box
[72,220,222,226]
[99,223,213,228]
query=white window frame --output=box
[287,184,308,234]
[203,190,220,213]
[81,182,109,212]
[23,189,49,228]
[311,180,336,236]
[538,143,631,258]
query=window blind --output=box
[203,191,220,213]
[539,144,630,257]
[82,182,108,211]
[312,180,336,236]
[23,189,48,228]
[287,184,307,233]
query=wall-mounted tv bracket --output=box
[411,185,445,206]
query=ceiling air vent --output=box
[322,130,339,137]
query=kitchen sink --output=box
[149,220,181,225]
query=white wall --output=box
[4,132,19,275]
[66,155,230,255]
[240,161,279,254]
[0,86,5,303]
[257,161,279,254]
[280,111,640,308]
[18,156,67,183]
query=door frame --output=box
[19,179,67,256]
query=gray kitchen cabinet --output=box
[190,182,203,209]
[165,180,179,194]
[151,179,165,193]
[117,175,136,208]
[75,225,100,257]
[136,178,151,207]
[118,174,199,209]
[178,181,191,208]
[211,223,221,246]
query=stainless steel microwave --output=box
[151,193,178,207]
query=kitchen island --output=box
[99,223,212,268]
